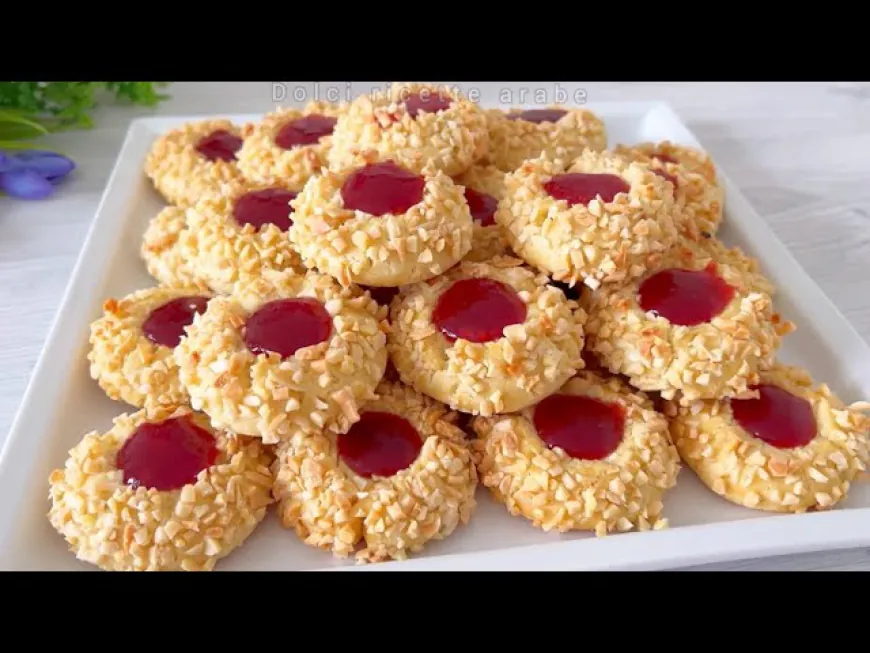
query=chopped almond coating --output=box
[236,101,346,188]
[88,286,212,410]
[666,363,870,513]
[179,179,305,294]
[272,381,477,563]
[483,106,607,172]
[455,163,507,199]
[388,258,587,416]
[614,140,718,187]
[327,82,488,177]
[614,143,724,236]
[140,206,206,288]
[143,118,245,208]
[454,164,512,262]
[472,371,680,535]
[47,406,274,571]
[496,150,680,290]
[464,227,512,264]
[174,270,388,444]
[288,161,473,287]
[585,236,793,404]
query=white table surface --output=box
[2,81,869,571]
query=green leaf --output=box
[0,107,38,118]
[0,140,53,151]
[0,109,49,133]
[0,120,49,140]
[0,82,171,148]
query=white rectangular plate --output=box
[2,100,870,571]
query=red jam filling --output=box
[730,384,817,449]
[244,298,332,359]
[638,264,735,326]
[363,285,400,306]
[233,188,297,231]
[404,92,452,118]
[116,415,218,491]
[274,114,337,149]
[653,168,679,189]
[533,394,625,460]
[141,296,209,348]
[507,109,567,123]
[195,130,243,162]
[543,173,630,206]
[338,411,422,478]
[340,161,425,217]
[464,187,498,226]
[432,278,526,343]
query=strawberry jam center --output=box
[363,285,400,306]
[338,411,422,478]
[638,264,735,326]
[432,278,526,343]
[731,384,817,449]
[142,296,209,348]
[274,114,337,149]
[533,393,625,460]
[195,130,243,162]
[244,298,332,359]
[116,415,218,491]
[404,92,452,118]
[508,109,567,123]
[233,188,297,231]
[543,173,630,206]
[341,161,425,217]
[464,187,498,226]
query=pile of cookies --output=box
[46,83,870,571]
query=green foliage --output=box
[0,82,171,140]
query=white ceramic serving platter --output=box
[2,100,870,572]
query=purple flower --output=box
[0,150,76,200]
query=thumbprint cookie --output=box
[88,286,212,409]
[472,370,680,535]
[666,363,870,513]
[585,236,794,404]
[180,179,304,294]
[140,206,204,288]
[174,270,388,444]
[236,101,346,188]
[484,106,607,172]
[47,405,273,571]
[454,164,512,262]
[614,140,718,187]
[327,82,488,177]
[496,150,680,290]
[288,159,473,287]
[272,380,477,563]
[144,118,245,208]
[614,142,724,236]
[388,258,586,416]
